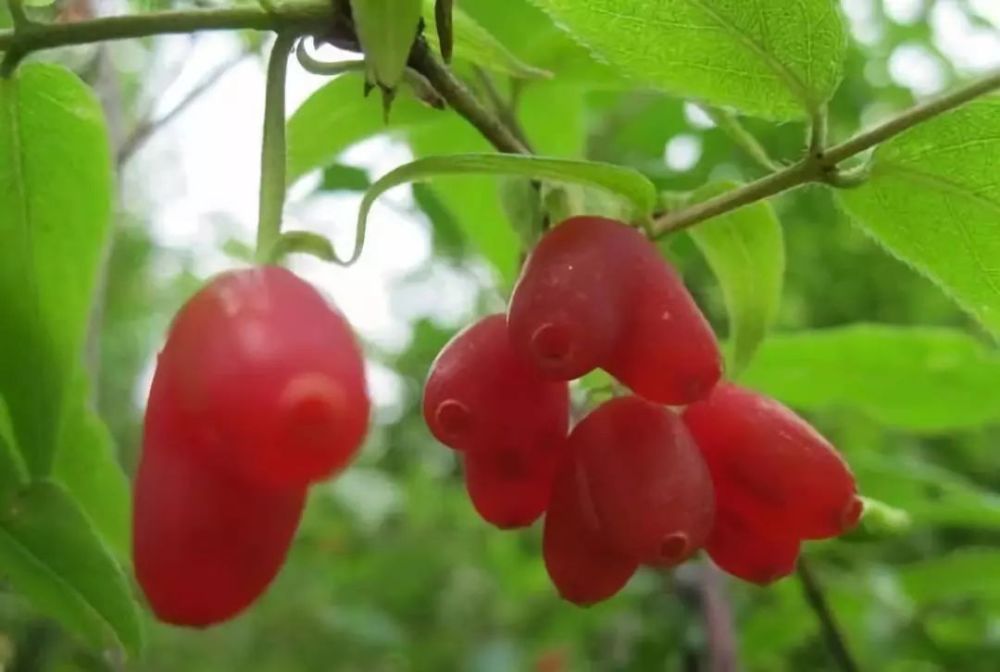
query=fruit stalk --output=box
[256,33,296,262]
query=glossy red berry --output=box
[134,365,305,627]
[571,396,714,567]
[507,216,721,405]
[683,383,862,541]
[543,455,638,606]
[706,505,801,586]
[507,218,625,381]
[423,314,569,527]
[464,450,554,530]
[157,266,370,489]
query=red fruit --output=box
[423,315,569,528]
[706,506,800,586]
[571,396,714,566]
[507,216,721,405]
[507,219,625,381]
[134,365,305,627]
[543,456,638,606]
[157,266,369,489]
[683,383,861,541]
[464,449,556,530]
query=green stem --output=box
[409,39,529,155]
[797,558,860,672]
[703,106,780,172]
[256,33,296,263]
[655,158,818,234]
[0,4,332,72]
[654,68,1000,236]
[823,69,1000,164]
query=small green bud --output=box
[349,0,424,113]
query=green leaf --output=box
[0,396,28,498]
[0,63,114,476]
[423,0,551,79]
[0,481,142,655]
[838,97,1000,337]
[320,163,372,193]
[898,549,1000,605]
[53,374,130,562]
[327,154,656,266]
[686,181,784,375]
[852,453,1000,530]
[286,73,440,184]
[740,325,1000,433]
[408,119,520,281]
[526,0,847,120]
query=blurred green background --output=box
[1,0,998,670]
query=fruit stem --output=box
[701,105,781,173]
[796,557,860,672]
[256,33,296,264]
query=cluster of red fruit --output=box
[424,217,862,606]
[133,267,370,627]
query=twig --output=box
[654,158,818,235]
[118,52,248,165]
[409,39,529,154]
[0,4,331,73]
[654,68,1000,236]
[797,558,861,672]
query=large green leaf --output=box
[286,73,441,183]
[741,325,1000,433]
[838,97,1000,338]
[0,63,113,476]
[53,375,130,561]
[526,0,847,120]
[460,0,623,86]
[0,481,142,655]
[687,182,784,375]
[898,549,1000,605]
[852,452,1000,530]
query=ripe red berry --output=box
[134,365,305,627]
[683,383,862,541]
[156,266,370,489]
[705,506,801,586]
[507,216,721,405]
[463,450,554,530]
[570,396,714,567]
[506,218,625,381]
[423,314,569,527]
[543,456,638,606]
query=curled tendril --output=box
[294,39,445,109]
